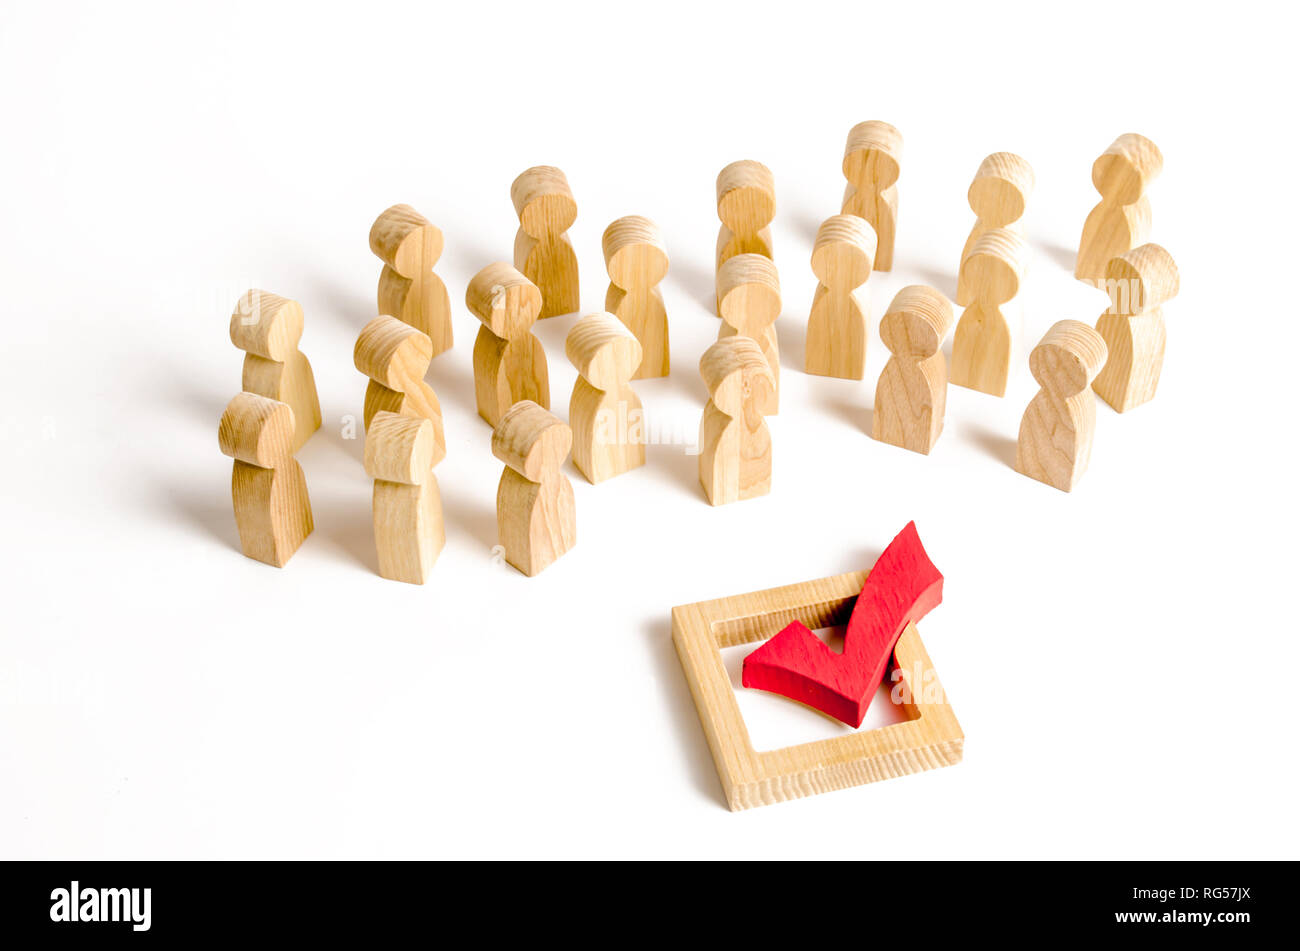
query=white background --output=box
[1,0,1295,859]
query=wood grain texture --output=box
[492,401,575,576]
[1093,243,1179,412]
[956,153,1034,306]
[841,120,901,271]
[672,569,963,811]
[353,316,446,463]
[511,166,579,319]
[872,286,954,454]
[717,253,781,412]
[1075,133,1161,282]
[229,289,321,452]
[698,336,776,506]
[951,227,1025,397]
[465,262,549,426]
[1016,320,1108,492]
[566,313,645,484]
[365,411,444,585]
[369,203,453,356]
[603,215,669,379]
[805,214,876,380]
[715,160,775,314]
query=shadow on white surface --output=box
[964,425,1018,469]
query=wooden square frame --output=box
[671,570,963,811]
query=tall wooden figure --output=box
[1016,320,1108,492]
[1093,243,1180,412]
[229,289,321,452]
[353,315,447,462]
[492,401,576,576]
[841,120,902,271]
[218,392,313,567]
[698,336,776,506]
[1075,133,1162,282]
[956,153,1034,306]
[566,313,645,484]
[466,262,549,426]
[951,228,1026,397]
[603,215,670,379]
[872,285,954,455]
[717,253,781,412]
[805,214,877,380]
[715,160,775,314]
[369,203,453,356]
[512,166,579,319]
[365,410,444,585]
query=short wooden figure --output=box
[365,410,444,585]
[1016,320,1108,492]
[1093,243,1180,412]
[698,336,776,506]
[603,215,670,379]
[715,159,775,272]
[492,400,576,576]
[872,285,954,454]
[368,204,453,356]
[951,227,1026,397]
[841,120,902,271]
[955,153,1034,306]
[804,214,876,380]
[1075,133,1162,282]
[511,166,579,319]
[465,262,549,426]
[217,392,313,567]
[717,253,781,412]
[566,313,645,484]
[353,316,447,460]
[229,289,321,452]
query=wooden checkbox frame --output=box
[671,570,963,811]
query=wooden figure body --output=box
[566,313,645,483]
[1093,243,1180,412]
[1016,320,1108,492]
[369,204,453,356]
[492,401,575,576]
[715,160,775,315]
[717,253,781,412]
[511,166,579,319]
[956,153,1034,306]
[1075,133,1162,282]
[951,227,1026,397]
[353,316,447,460]
[841,120,902,271]
[466,262,549,426]
[805,214,876,380]
[602,215,669,379]
[698,336,776,506]
[365,411,444,584]
[872,285,954,454]
[229,289,321,452]
[217,392,312,567]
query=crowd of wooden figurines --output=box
[218,123,1179,582]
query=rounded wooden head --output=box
[1029,320,1108,396]
[229,290,303,361]
[602,216,669,288]
[959,228,1026,304]
[368,204,444,274]
[218,392,295,467]
[492,401,572,481]
[565,313,642,390]
[354,315,433,388]
[465,262,542,339]
[717,253,781,332]
[716,160,775,233]
[364,411,436,484]
[810,214,876,287]
[1092,133,1162,205]
[511,166,578,238]
[880,285,953,358]
[700,336,776,416]
[967,152,1035,225]
[1104,243,1180,315]
[842,120,902,188]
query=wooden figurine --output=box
[872,285,954,454]
[956,153,1034,306]
[602,215,670,379]
[1093,243,1180,412]
[566,313,645,484]
[841,120,902,271]
[1016,320,1108,492]
[217,392,313,567]
[465,262,549,426]
[368,204,453,356]
[698,336,776,506]
[492,400,576,576]
[951,227,1026,397]
[365,410,444,584]
[717,253,781,412]
[805,214,876,380]
[1075,133,1162,282]
[229,289,321,452]
[511,166,579,319]
[353,316,447,460]
[715,159,775,271]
